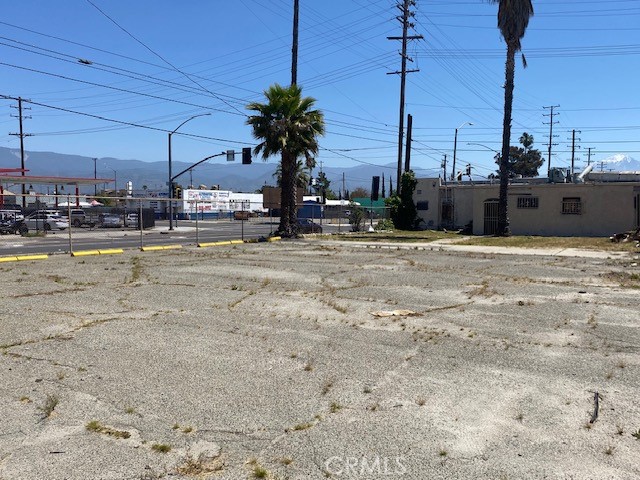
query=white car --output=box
[25,212,69,231]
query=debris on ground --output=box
[370,309,419,317]
[610,227,640,243]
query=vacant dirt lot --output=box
[0,241,638,479]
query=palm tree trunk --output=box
[498,42,516,236]
[278,151,297,237]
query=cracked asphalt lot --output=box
[0,241,639,479]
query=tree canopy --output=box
[496,132,544,177]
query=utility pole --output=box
[587,147,595,166]
[404,113,413,172]
[569,129,581,177]
[93,158,98,196]
[441,154,447,185]
[9,97,32,208]
[388,0,422,195]
[543,105,560,178]
[291,0,299,86]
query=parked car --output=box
[100,214,122,228]
[24,212,69,231]
[0,218,28,236]
[233,210,250,220]
[61,209,98,228]
[297,218,322,234]
[0,209,24,220]
[125,213,139,226]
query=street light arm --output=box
[467,142,500,155]
[170,113,211,135]
[171,152,226,183]
[168,112,211,230]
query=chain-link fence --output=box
[0,192,394,255]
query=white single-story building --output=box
[414,173,640,237]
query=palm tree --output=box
[247,84,325,237]
[490,0,534,235]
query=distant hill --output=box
[0,146,407,194]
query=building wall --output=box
[414,178,441,228]
[471,183,639,236]
[452,186,474,229]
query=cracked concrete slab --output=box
[0,241,638,479]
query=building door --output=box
[483,199,499,235]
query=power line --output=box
[85,0,244,115]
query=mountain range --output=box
[0,146,405,194]
[1,146,637,194]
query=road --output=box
[0,219,345,255]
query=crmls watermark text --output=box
[324,455,407,477]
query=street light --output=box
[168,113,211,230]
[104,165,117,200]
[452,122,473,181]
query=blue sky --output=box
[1,0,639,186]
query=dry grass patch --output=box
[177,454,225,476]
[458,235,637,252]
[85,420,131,439]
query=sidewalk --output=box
[318,237,638,260]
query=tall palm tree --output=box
[491,0,534,235]
[247,84,325,237]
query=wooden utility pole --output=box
[404,113,413,172]
[441,154,447,185]
[291,0,299,86]
[9,97,32,208]
[569,129,581,176]
[543,105,560,177]
[388,0,422,194]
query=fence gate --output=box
[483,199,499,235]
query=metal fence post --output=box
[195,200,199,245]
[241,202,244,241]
[139,198,143,249]
[67,195,73,255]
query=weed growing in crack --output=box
[86,420,131,439]
[151,443,171,453]
[39,394,59,418]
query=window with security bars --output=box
[517,196,539,209]
[562,197,582,215]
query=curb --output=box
[0,254,49,263]
[71,249,123,257]
[140,245,183,252]
[198,240,232,248]
[197,237,282,248]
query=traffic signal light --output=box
[172,182,182,200]
[371,176,380,201]
[242,147,252,165]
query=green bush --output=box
[349,204,365,232]
[375,219,394,231]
